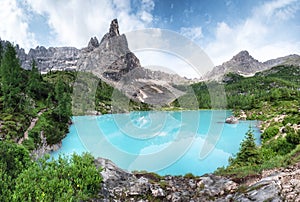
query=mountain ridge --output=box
[204,50,300,80]
[1,20,299,86]
[0,19,188,106]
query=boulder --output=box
[238,110,247,120]
[226,116,239,124]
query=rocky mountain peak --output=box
[232,50,251,61]
[87,36,99,51]
[79,18,139,82]
[77,19,187,106]
[109,19,120,37]
[100,19,121,44]
[5,18,189,106]
[204,50,300,81]
[204,51,264,80]
[230,50,259,64]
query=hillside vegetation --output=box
[0,41,299,200]
[0,43,102,201]
[177,65,300,178]
[0,42,151,201]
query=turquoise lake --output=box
[51,110,260,176]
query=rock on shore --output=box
[225,115,239,124]
[93,158,300,201]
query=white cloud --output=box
[0,0,37,50]
[256,0,300,20]
[24,0,154,48]
[138,0,155,23]
[180,27,203,42]
[204,0,300,65]
[139,11,153,23]
[134,50,200,79]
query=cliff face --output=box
[76,19,187,106]
[9,41,79,73]
[77,19,141,81]
[8,19,187,106]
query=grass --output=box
[215,144,299,182]
[132,170,163,182]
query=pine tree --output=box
[0,41,3,66]
[0,43,23,112]
[54,76,71,122]
[229,129,261,166]
[0,41,3,96]
[27,59,42,99]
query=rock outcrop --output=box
[234,163,300,202]
[100,18,120,43]
[87,37,100,51]
[94,157,239,201]
[94,157,300,201]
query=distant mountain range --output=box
[204,50,300,81]
[1,19,299,105]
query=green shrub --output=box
[269,138,295,155]
[22,138,35,151]
[286,130,300,145]
[0,169,13,202]
[259,147,276,161]
[184,173,195,178]
[0,141,31,179]
[13,153,102,201]
[2,114,13,121]
[261,126,279,141]
[283,115,300,125]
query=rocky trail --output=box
[18,109,47,144]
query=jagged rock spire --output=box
[87,36,99,51]
[109,19,120,37]
[100,19,121,44]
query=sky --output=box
[0,0,299,78]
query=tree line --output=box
[0,42,72,146]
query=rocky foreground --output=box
[93,158,300,202]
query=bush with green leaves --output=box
[261,125,279,141]
[269,138,295,155]
[12,153,102,202]
[286,129,300,145]
[283,114,300,125]
[0,141,31,202]
[0,141,31,179]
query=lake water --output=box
[51,110,260,176]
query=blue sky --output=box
[0,0,299,77]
